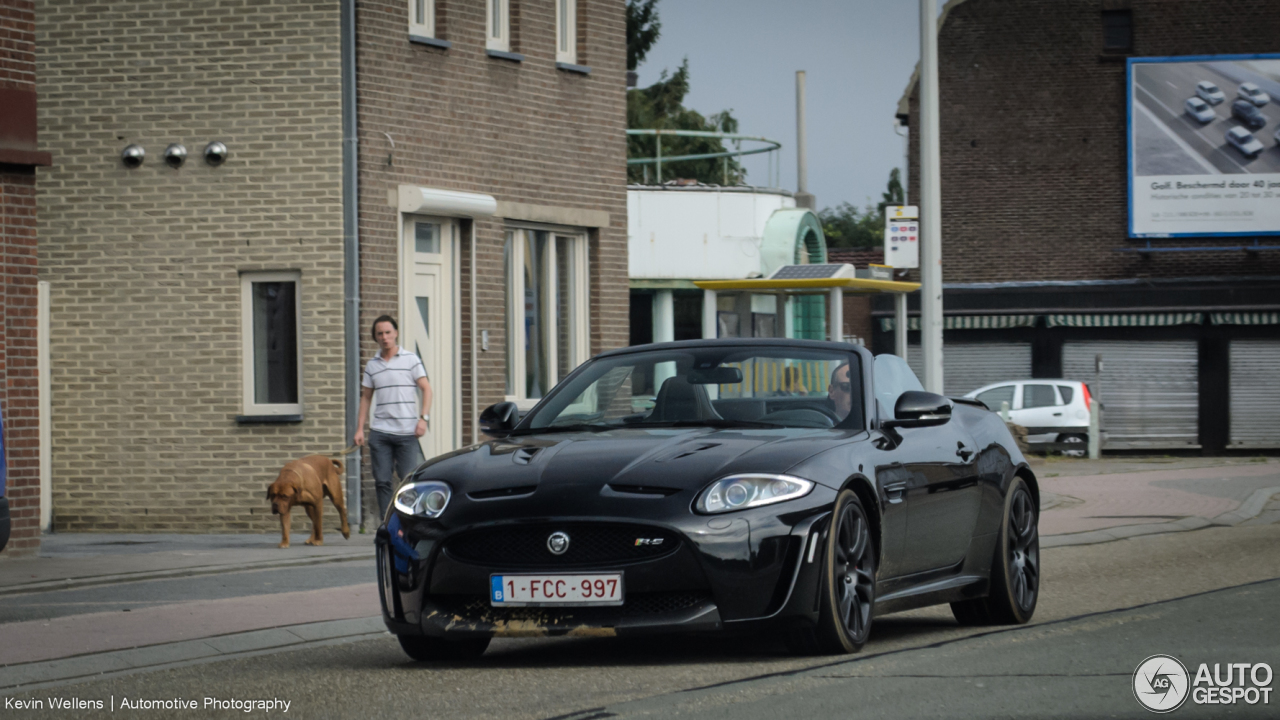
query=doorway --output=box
[400,216,458,461]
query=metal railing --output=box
[626,129,782,186]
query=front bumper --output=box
[375,499,834,639]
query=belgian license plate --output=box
[490,573,624,607]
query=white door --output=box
[402,217,457,461]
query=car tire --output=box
[785,489,876,655]
[1058,433,1087,458]
[397,634,490,662]
[951,476,1039,626]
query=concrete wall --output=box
[36,0,346,532]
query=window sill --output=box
[486,49,525,63]
[556,61,592,75]
[236,414,304,424]
[410,35,452,49]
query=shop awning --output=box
[1210,312,1280,325]
[877,314,1038,332]
[693,277,921,294]
[1045,313,1203,328]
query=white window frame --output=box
[240,271,303,416]
[486,0,510,52]
[408,0,435,39]
[556,0,577,64]
[505,228,590,409]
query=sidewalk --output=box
[0,531,374,596]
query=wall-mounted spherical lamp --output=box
[164,143,187,168]
[121,144,146,168]
[204,141,228,166]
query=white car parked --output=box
[1227,126,1265,158]
[1184,96,1215,123]
[965,380,1101,456]
[1197,80,1225,105]
[1238,82,1271,107]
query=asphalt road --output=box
[1134,62,1280,175]
[4,521,1277,719]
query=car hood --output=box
[416,427,852,498]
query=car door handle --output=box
[883,482,907,504]
[1053,412,1063,417]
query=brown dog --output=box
[267,455,351,548]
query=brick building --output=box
[0,0,52,557]
[32,0,626,533]
[883,0,1280,452]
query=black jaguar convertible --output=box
[376,339,1040,659]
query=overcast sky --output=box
[634,0,922,213]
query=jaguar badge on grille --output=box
[547,531,570,555]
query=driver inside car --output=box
[827,362,852,421]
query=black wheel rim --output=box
[1007,488,1039,613]
[833,502,875,642]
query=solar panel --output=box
[769,264,855,280]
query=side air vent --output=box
[467,485,537,500]
[513,447,541,465]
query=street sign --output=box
[884,205,919,269]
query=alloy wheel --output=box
[833,502,875,643]
[1006,487,1039,614]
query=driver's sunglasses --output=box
[832,381,852,393]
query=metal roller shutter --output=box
[1062,341,1199,449]
[1229,340,1280,448]
[906,343,1032,397]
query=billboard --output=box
[1128,53,1280,238]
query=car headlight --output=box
[393,481,452,518]
[695,474,814,514]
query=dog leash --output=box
[334,444,359,457]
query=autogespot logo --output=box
[1134,655,1190,713]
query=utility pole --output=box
[918,0,944,394]
[795,70,815,210]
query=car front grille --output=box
[443,522,681,568]
[436,591,712,621]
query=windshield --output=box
[520,345,863,432]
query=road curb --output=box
[0,551,373,598]
[0,616,387,692]
[1042,485,1280,548]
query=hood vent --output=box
[468,485,537,500]
[660,443,721,462]
[602,483,681,498]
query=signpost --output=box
[885,205,918,361]
[884,205,920,269]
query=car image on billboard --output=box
[1129,53,1280,238]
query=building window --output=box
[505,228,589,406]
[241,272,302,416]
[487,0,510,52]
[556,0,576,64]
[1102,10,1132,53]
[408,0,435,38]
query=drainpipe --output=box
[341,0,362,528]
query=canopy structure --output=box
[693,267,920,349]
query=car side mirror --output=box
[479,402,521,437]
[883,391,952,429]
